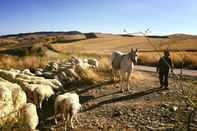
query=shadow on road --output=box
[84,87,163,112]
[77,80,117,94]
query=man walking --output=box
[157,49,173,89]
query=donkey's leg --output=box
[114,70,117,81]
[121,72,127,92]
[70,114,75,129]
[111,68,115,81]
[119,72,124,92]
[75,114,80,124]
[124,73,128,91]
[112,70,119,88]
[126,71,131,91]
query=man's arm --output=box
[156,58,161,72]
[169,58,174,73]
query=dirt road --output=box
[136,65,197,78]
[41,71,197,131]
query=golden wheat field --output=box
[51,35,197,69]
[52,36,197,54]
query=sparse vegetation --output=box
[97,57,112,73]
[138,51,197,69]
[51,35,197,69]
[75,68,100,84]
[0,55,48,70]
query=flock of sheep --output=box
[0,56,99,130]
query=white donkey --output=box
[111,48,138,92]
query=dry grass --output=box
[61,51,197,70]
[97,57,112,73]
[51,36,197,69]
[0,37,197,70]
[52,36,154,54]
[52,36,197,54]
[0,50,196,71]
[0,35,197,70]
[0,55,48,70]
[75,66,101,84]
[0,38,18,44]
[138,51,197,69]
[81,69,100,84]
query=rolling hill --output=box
[0,31,197,56]
[52,34,197,54]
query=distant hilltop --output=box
[168,33,197,38]
[0,31,83,38]
[1,31,197,39]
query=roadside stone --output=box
[169,106,178,112]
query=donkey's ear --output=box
[131,48,134,52]
[136,49,138,52]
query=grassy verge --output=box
[62,51,197,70]
[0,51,196,70]
[138,51,197,69]
[0,55,48,70]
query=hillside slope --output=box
[53,35,197,54]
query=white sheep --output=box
[16,74,46,81]
[16,80,52,107]
[21,69,35,76]
[54,92,81,129]
[50,79,63,90]
[33,79,63,90]
[65,68,80,80]
[9,68,21,74]
[16,74,32,81]
[33,85,54,108]
[1,80,26,103]
[16,75,62,91]
[17,81,37,103]
[69,56,92,70]
[0,78,26,110]
[83,58,88,63]
[68,56,82,65]
[0,78,28,129]
[0,83,13,103]
[0,103,38,131]
[0,86,14,118]
[15,77,30,87]
[0,69,19,82]
[12,87,27,110]
[75,62,90,71]
[19,103,39,131]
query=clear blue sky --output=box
[0,0,197,35]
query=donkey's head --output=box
[129,48,138,64]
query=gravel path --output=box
[136,65,197,78]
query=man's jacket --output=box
[157,56,172,72]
